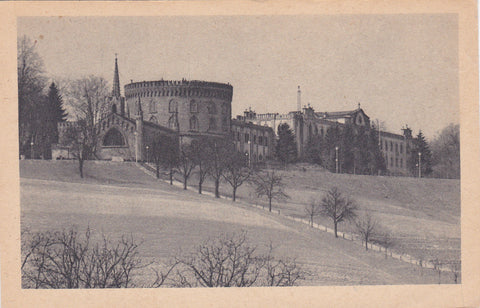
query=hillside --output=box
[20,160,459,285]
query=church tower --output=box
[135,97,144,161]
[106,55,125,116]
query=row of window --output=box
[307,124,325,138]
[166,115,229,132]
[161,100,228,115]
[381,139,403,154]
[235,131,268,146]
[386,155,403,168]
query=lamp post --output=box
[146,145,149,163]
[335,146,339,174]
[134,131,138,162]
[30,140,34,160]
[418,152,422,178]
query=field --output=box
[20,160,460,286]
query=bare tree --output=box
[66,75,109,158]
[21,227,143,288]
[190,137,212,194]
[206,138,231,198]
[372,230,396,258]
[223,150,251,201]
[355,210,378,250]
[150,134,179,184]
[175,232,263,287]
[62,119,91,178]
[446,260,461,284]
[263,244,307,286]
[304,199,322,227]
[17,35,47,158]
[176,143,196,190]
[251,170,289,212]
[319,187,357,238]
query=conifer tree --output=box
[275,123,297,168]
[408,130,433,177]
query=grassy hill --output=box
[20,160,460,285]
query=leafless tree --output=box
[223,150,252,201]
[62,119,92,178]
[176,143,197,190]
[263,244,307,286]
[66,75,109,158]
[150,134,179,184]
[251,170,289,212]
[174,232,264,287]
[355,210,378,250]
[304,199,322,227]
[319,187,357,238]
[21,227,144,288]
[190,137,212,194]
[372,230,396,258]
[206,138,232,198]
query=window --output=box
[259,154,263,161]
[237,131,240,141]
[390,157,393,166]
[208,118,217,130]
[264,137,268,146]
[400,158,403,168]
[190,116,199,131]
[149,100,156,113]
[222,117,229,131]
[168,114,178,130]
[258,136,263,145]
[103,128,125,146]
[190,100,198,113]
[169,100,178,113]
[395,143,398,153]
[245,133,249,143]
[314,126,318,135]
[395,158,398,167]
[390,141,393,151]
[400,144,403,153]
[253,135,257,144]
[207,101,217,114]
[221,103,228,115]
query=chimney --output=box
[297,85,301,112]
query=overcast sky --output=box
[18,15,458,139]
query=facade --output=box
[54,58,413,175]
[231,116,275,164]
[242,86,413,175]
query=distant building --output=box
[240,86,413,175]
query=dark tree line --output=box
[301,123,386,175]
[18,36,68,159]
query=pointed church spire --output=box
[112,54,121,98]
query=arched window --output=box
[207,101,217,114]
[168,114,178,130]
[314,125,318,135]
[190,116,199,131]
[259,154,263,161]
[208,118,217,131]
[149,115,158,124]
[190,100,198,113]
[112,104,117,114]
[149,100,156,113]
[103,128,125,146]
[169,100,178,113]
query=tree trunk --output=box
[169,169,173,185]
[183,177,187,190]
[365,237,368,250]
[232,187,236,201]
[334,221,338,238]
[198,179,203,194]
[79,159,84,178]
[268,198,272,212]
[156,164,160,179]
[214,178,220,198]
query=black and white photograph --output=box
[2,1,479,306]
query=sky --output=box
[18,15,459,139]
